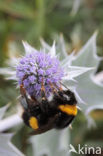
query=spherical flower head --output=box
[16,51,64,98]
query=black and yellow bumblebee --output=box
[19,80,78,135]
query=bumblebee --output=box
[19,81,77,135]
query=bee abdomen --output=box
[54,112,75,129]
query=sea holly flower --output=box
[0,41,92,102]
[16,51,64,98]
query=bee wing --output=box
[19,96,28,110]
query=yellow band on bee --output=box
[58,104,77,116]
[29,117,39,130]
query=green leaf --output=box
[72,32,103,117]
[72,32,100,68]
[0,133,24,156]
[0,105,9,120]
[0,1,35,19]
[30,129,70,156]
[0,106,24,156]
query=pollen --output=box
[29,117,39,130]
[58,104,77,116]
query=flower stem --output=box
[0,114,23,132]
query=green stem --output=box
[35,0,45,38]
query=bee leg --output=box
[19,84,29,109]
[20,84,34,110]
[20,84,29,102]
[40,79,49,113]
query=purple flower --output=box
[16,51,64,98]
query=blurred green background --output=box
[0,0,103,155]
